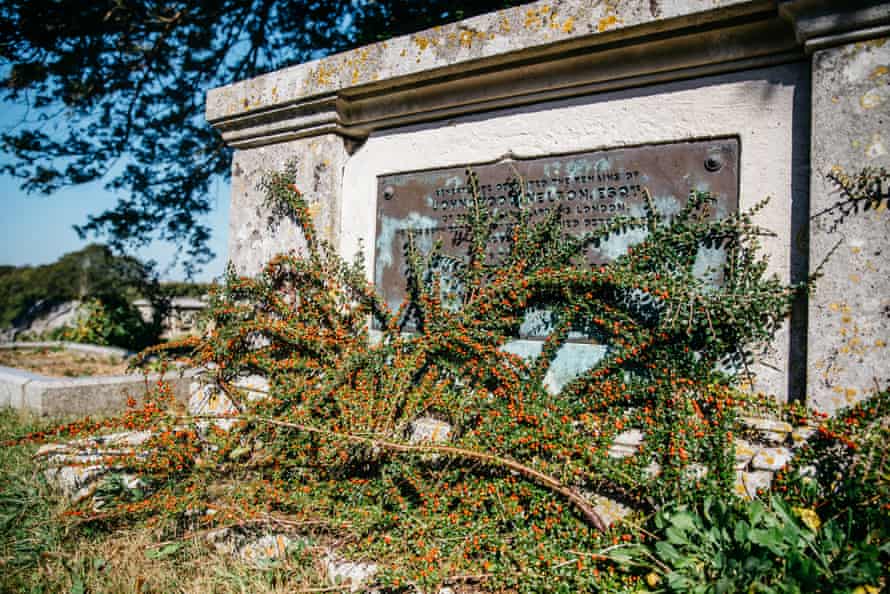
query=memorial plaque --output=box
[374,138,739,321]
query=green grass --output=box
[0,409,66,593]
[0,409,335,594]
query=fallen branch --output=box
[238,415,608,531]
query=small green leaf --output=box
[145,543,182,560]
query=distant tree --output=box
[0,1,520,275]
[0,244,156,327]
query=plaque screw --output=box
[383,185,395,200]
[704,155,723,172]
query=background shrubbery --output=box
[0,244,213,350]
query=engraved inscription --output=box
[374,139,739,318]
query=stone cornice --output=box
[780,0,890,50]
[206,0,887,148]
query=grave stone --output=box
[208,0,890,411]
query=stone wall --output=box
[808,38,890,414]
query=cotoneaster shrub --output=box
[13,167,812,592]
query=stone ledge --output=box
[207,0,773,121]
[207,0,805,148]
[0,341,132,359]
[0,365,197,417]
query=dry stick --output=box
[148,516,350,549]
[246,416,608,531]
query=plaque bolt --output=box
[704,155,723,172]
[383,186,395,200]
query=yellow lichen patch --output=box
[561,17,575,34]
[524,8,546,30]
[597,15,620,32]
[413,35,430,51]
[313,62,337,87]
[849,274,861,283]
[856,37,887,49]
[735,442,754,457]
[860,89,884,109]
[851,246,861,254]
[500,17,511,33]
[351,69,360,85]
[842,314,853,324]
[869,65,889,79]
[876,339,887,347]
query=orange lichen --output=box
[414,36,431,51]
[562,17,575,34]
[597,15,620,32]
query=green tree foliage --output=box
[0,246,214,348]
[0,244,147,327]
[0,0,521,273]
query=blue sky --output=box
[0,99,230,283]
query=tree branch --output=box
[242,416,608,531]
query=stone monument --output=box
[207,0,890,414]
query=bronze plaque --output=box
[374,138,739,315]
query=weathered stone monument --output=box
[207,0,890,414]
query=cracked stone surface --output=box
[734,439,757,469]
[325,553,379,592]
[739,416,793,443]
[409,417,452,444]
[734,470,774,500]
[189,381,238,431]
[233,374,270,402]
[38,431,153,500]
[608,429,644,458]
[752,446,792,471]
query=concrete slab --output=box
[0,366,194,418]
